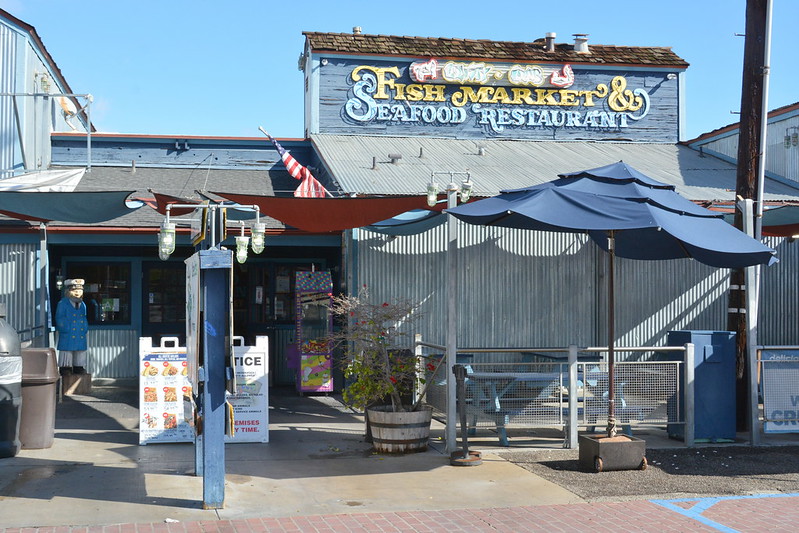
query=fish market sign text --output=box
[344,62,650,134]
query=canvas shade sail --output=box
[447,161,776,437]
[0,190,140,223]
[0,168,85,192]
[213,192,436,233]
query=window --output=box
[146,266,186,324]
[66,262,131,325]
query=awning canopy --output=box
[213,192,438,232]
[0,191,140,223]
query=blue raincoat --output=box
[55,297,88,351]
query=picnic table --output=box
[465,370,569,446]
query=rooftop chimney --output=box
[573,34,589,53]
[544,32,556,52]
[353,26,362,35]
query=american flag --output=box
[264,131,328,198]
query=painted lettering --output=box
[345,72,378,122]
[607,76,644,112]
[534,89,559,106]
[343,64,652,134]
[424,84,447,102]
[405,84,425,102]
[351,65,401,100]
[559,90,579,106]
[510,88,535,105]
[451,86,495,107]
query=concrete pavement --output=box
[3,380,799,532]
[0,380,581,529]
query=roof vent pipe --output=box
[544,32,556,52]
[353,26,362,35]
[573,34,589,53]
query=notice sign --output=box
[226,336,269,443]
[762,350,799,433]
[138,337,194,444]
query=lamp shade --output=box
[235,235,250,264]
[158,221,176,260]
[251,222,266,254]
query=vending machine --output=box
[293,270,333,393]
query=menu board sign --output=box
[138,337,194,444]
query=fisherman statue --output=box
[55,278,89,375]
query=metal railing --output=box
[414,339,691,448]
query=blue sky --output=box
[2,0,796,140]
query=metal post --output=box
[38,223,49,346]
[754,0,772,240]
[567,345,578,449]
[86,99,92,173]
[742,198,762,445]
[606,232,616,438]
[684,342,695,447]
[445,185,458,453]
[199,248,232,509]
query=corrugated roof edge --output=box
[683,100,799,146]
[1,8,94,132]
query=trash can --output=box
[20,347,59,449]
[663,330,737,442]
[0,305,22,458]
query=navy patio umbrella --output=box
[447,161,776,437]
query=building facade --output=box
[3,10,799,384]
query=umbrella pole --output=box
[606,232,617,438]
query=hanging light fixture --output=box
[235,224,250,264]
[460,176,473,203]
[158,221,176,261]
[426,181,439,207]
[250,222,266,254]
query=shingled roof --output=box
[303,31,689,68]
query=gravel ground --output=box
[500,445,799,501]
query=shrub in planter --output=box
[329,290,424,413]
[329,290,436,453]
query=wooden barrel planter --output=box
[366,405,433,454]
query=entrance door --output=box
[142,262,186,347]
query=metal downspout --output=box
[39,222,50,347]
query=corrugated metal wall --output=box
[760,236,799,345]
[86,328,140,378]
[614,256,729,352]
[354,224,795,358]
[354,225,601,352]
[0,21,18,178]
[0,242,43,344]
[701,115,799,183]
[771,115,799,182]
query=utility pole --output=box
[729,0,768,430]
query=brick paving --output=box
[5,495,799,533]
